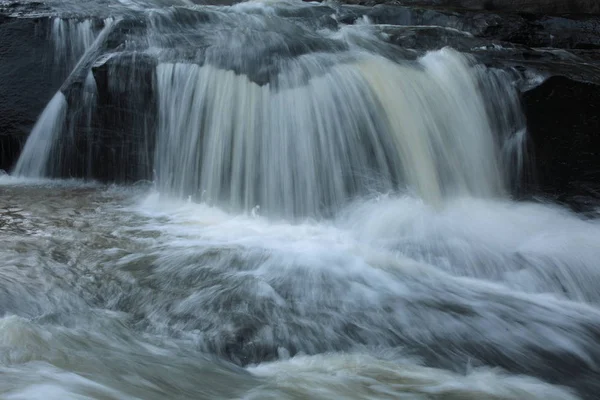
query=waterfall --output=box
[12,4,526,217]
[5,3,600,399]
[154,48,516,216]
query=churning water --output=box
[3,0,600,399]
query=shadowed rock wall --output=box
[523,76,600,210]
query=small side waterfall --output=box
[12,93,67,178]
[13,18,116,179]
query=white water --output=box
[246,353,580,400]
[12,93,67,178]
[0,315,581,400]
[0,318,581,400]
[1,184,599,399]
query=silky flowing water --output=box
[1,177,599,399]
[2,0,600,398]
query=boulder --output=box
[522,76,600,211]
[91,52,157,182]
[59,51,158,182]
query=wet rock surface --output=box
[357,4,600,49]
[87,52,157,182]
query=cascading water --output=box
[50,18,96,69]
[2,1,600,399]
[154,49,508,216]
[13,4,524,216]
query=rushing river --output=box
[2,0,600,398]
[1,176,599,399]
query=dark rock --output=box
[380,24,498,52]
[361,0,600,14]
[434,0,600,14]
[471,47,600,88]
[60,52,157,182]
[522,76,600,210]
[0,134,22,174]
[537,16,600,49]
[0,1,51,17]
[361,4,600,50]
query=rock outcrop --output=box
[523,76,600,211]
[362,4,600,49]
[347,0,600,14]
[87,52,157,182]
